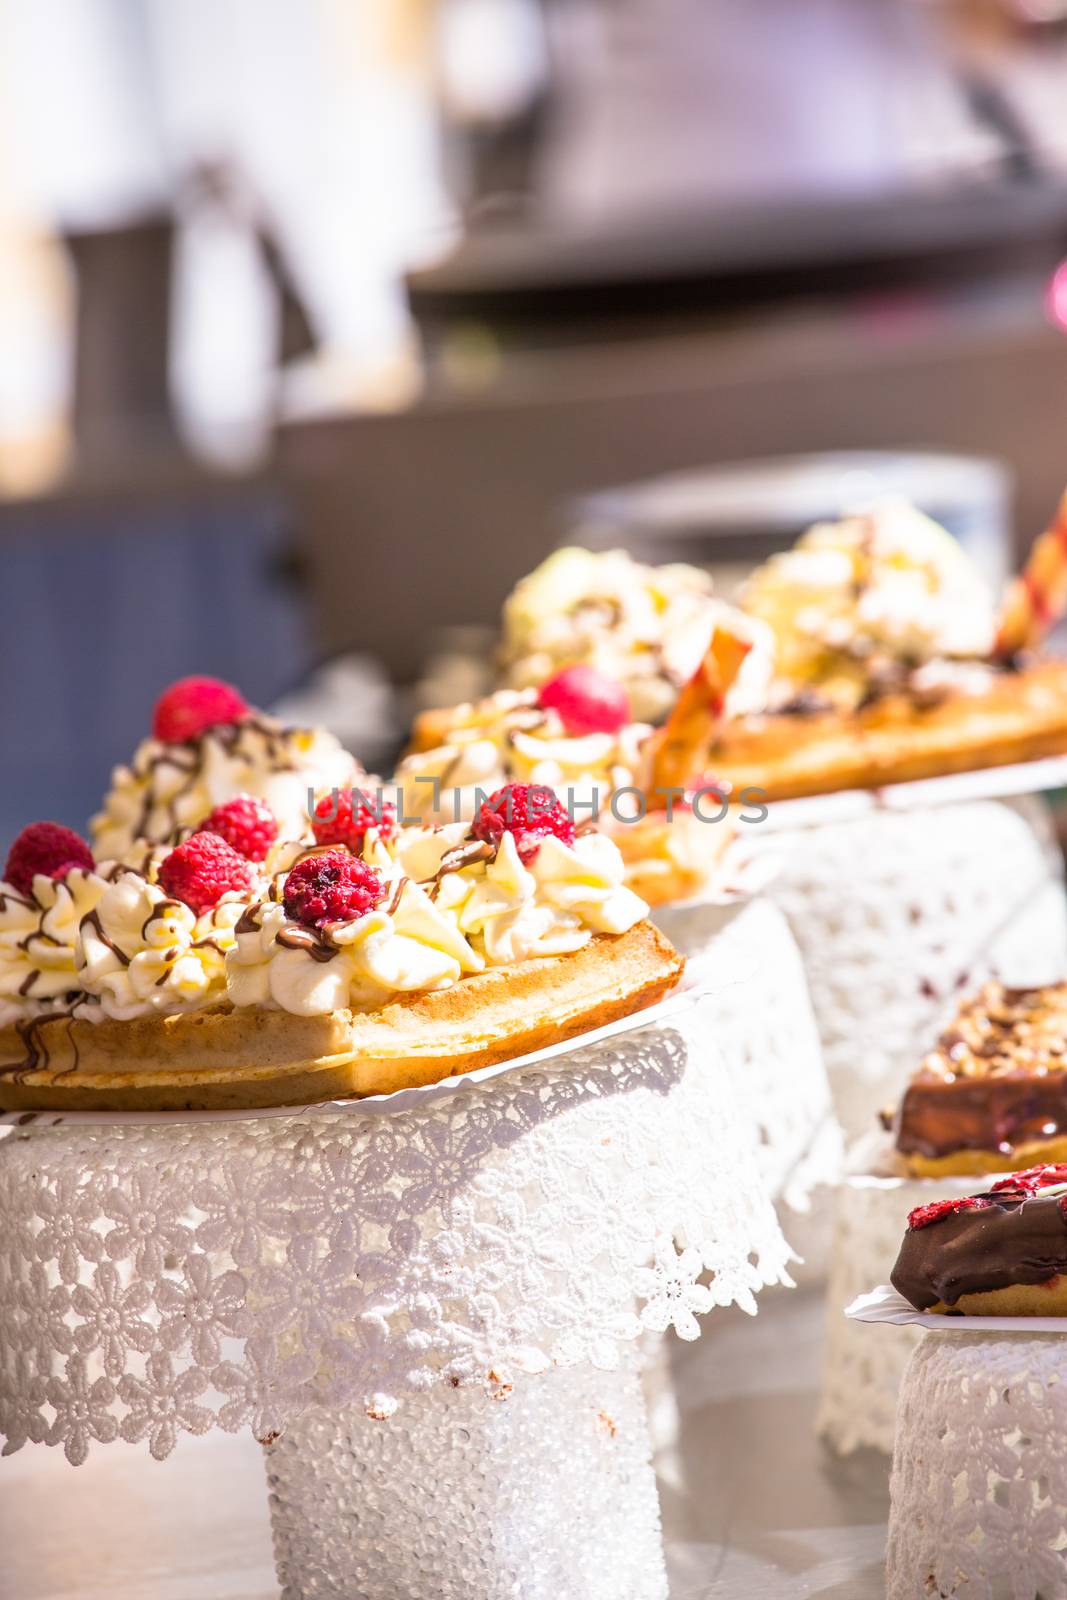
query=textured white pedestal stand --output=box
[0,914,801,1600]
[266,1358,663,1600]
[654,895,839,1210]
[888,1332,1067,1600]
[816,1168,979,1455]
[765,797,1067,1144]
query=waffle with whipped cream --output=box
[0,679,683,1111]
[657,502,1067,800]
[496,546,770,725]
[399,670,738,906]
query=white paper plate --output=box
[760,753,1067,834]
[847,1282,1067,1334]
[0,963,732,1131]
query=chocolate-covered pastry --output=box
[893,983,1067,1177]
[891,1164,1067,1314]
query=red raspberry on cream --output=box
[152,676,249,743]
[311,789,397,852]
[4,823,95,896]
[197,795,279,862]
[538,665,630,737]
[471,782,576,865]
[283,851,386,928]
[159,832,253,913]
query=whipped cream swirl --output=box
[742,503,997,701]
[226,825,647,1018]
[92,715,357,860]
[396,690,651,825]
[75,872,243,1021]
[498,546,722,723]
[0,869,109,1026]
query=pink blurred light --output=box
[1045,260,1067,332]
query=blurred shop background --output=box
[4,0,1067,834]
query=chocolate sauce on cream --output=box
[275,926,338,964]
[82,909,130,967]
[383,877,408,916]
[423,838,496,900]
[108,714,357,848]
[236,904,264,936]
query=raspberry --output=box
[152,676,249,743]
[158,832,253,913]
[538,665,630,737]
[283,851,385,928]
[471,783,576,865]
[991,1164,1067,1197]
[907,1196,993,1231]
[311,789,396,852]
[4,823,95,896]
[197,795,278,862]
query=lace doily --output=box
[765,798,1067,1142]
[817,1170,978,1455]
[268,1358,667,1600]
[0,977,793,1461]
[674,898,840,1209]
[888,1331,1067,1599]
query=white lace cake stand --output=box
[764,796,1067,1145]
[656,896,840,1211]
[0,931,799,1600]
[887,1331,1067,1600]
[817,1169,980,1455]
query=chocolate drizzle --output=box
[423,837,496,900]
[1,1007,82,1082]
[111,713,355,847]
[236,903,265,936]
[83,909,130,967]
[383,877,408,916]
[275,925,339,964]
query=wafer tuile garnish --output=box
[648,625,752,794]
[994,486,1067,659]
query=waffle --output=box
[706,660,1067,802]
[0,921,684,1113]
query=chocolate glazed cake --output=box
[893,983,1067,1177]
[891,1166,1067,1315]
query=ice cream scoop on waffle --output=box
[682,498,1067,801]
[0,689,683,1111]
[892,1163,1067,1316]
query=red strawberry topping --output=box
[907,1196,994,1231]
[152,676,249,743]
[991,1164,1067,1197]
[311,789,396,852]
[470,782,576,864]
[538,665,630,737]
[197,795,278,862]
[4,823,95,896]
[158,832,253,914]
[283,851,385,928]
